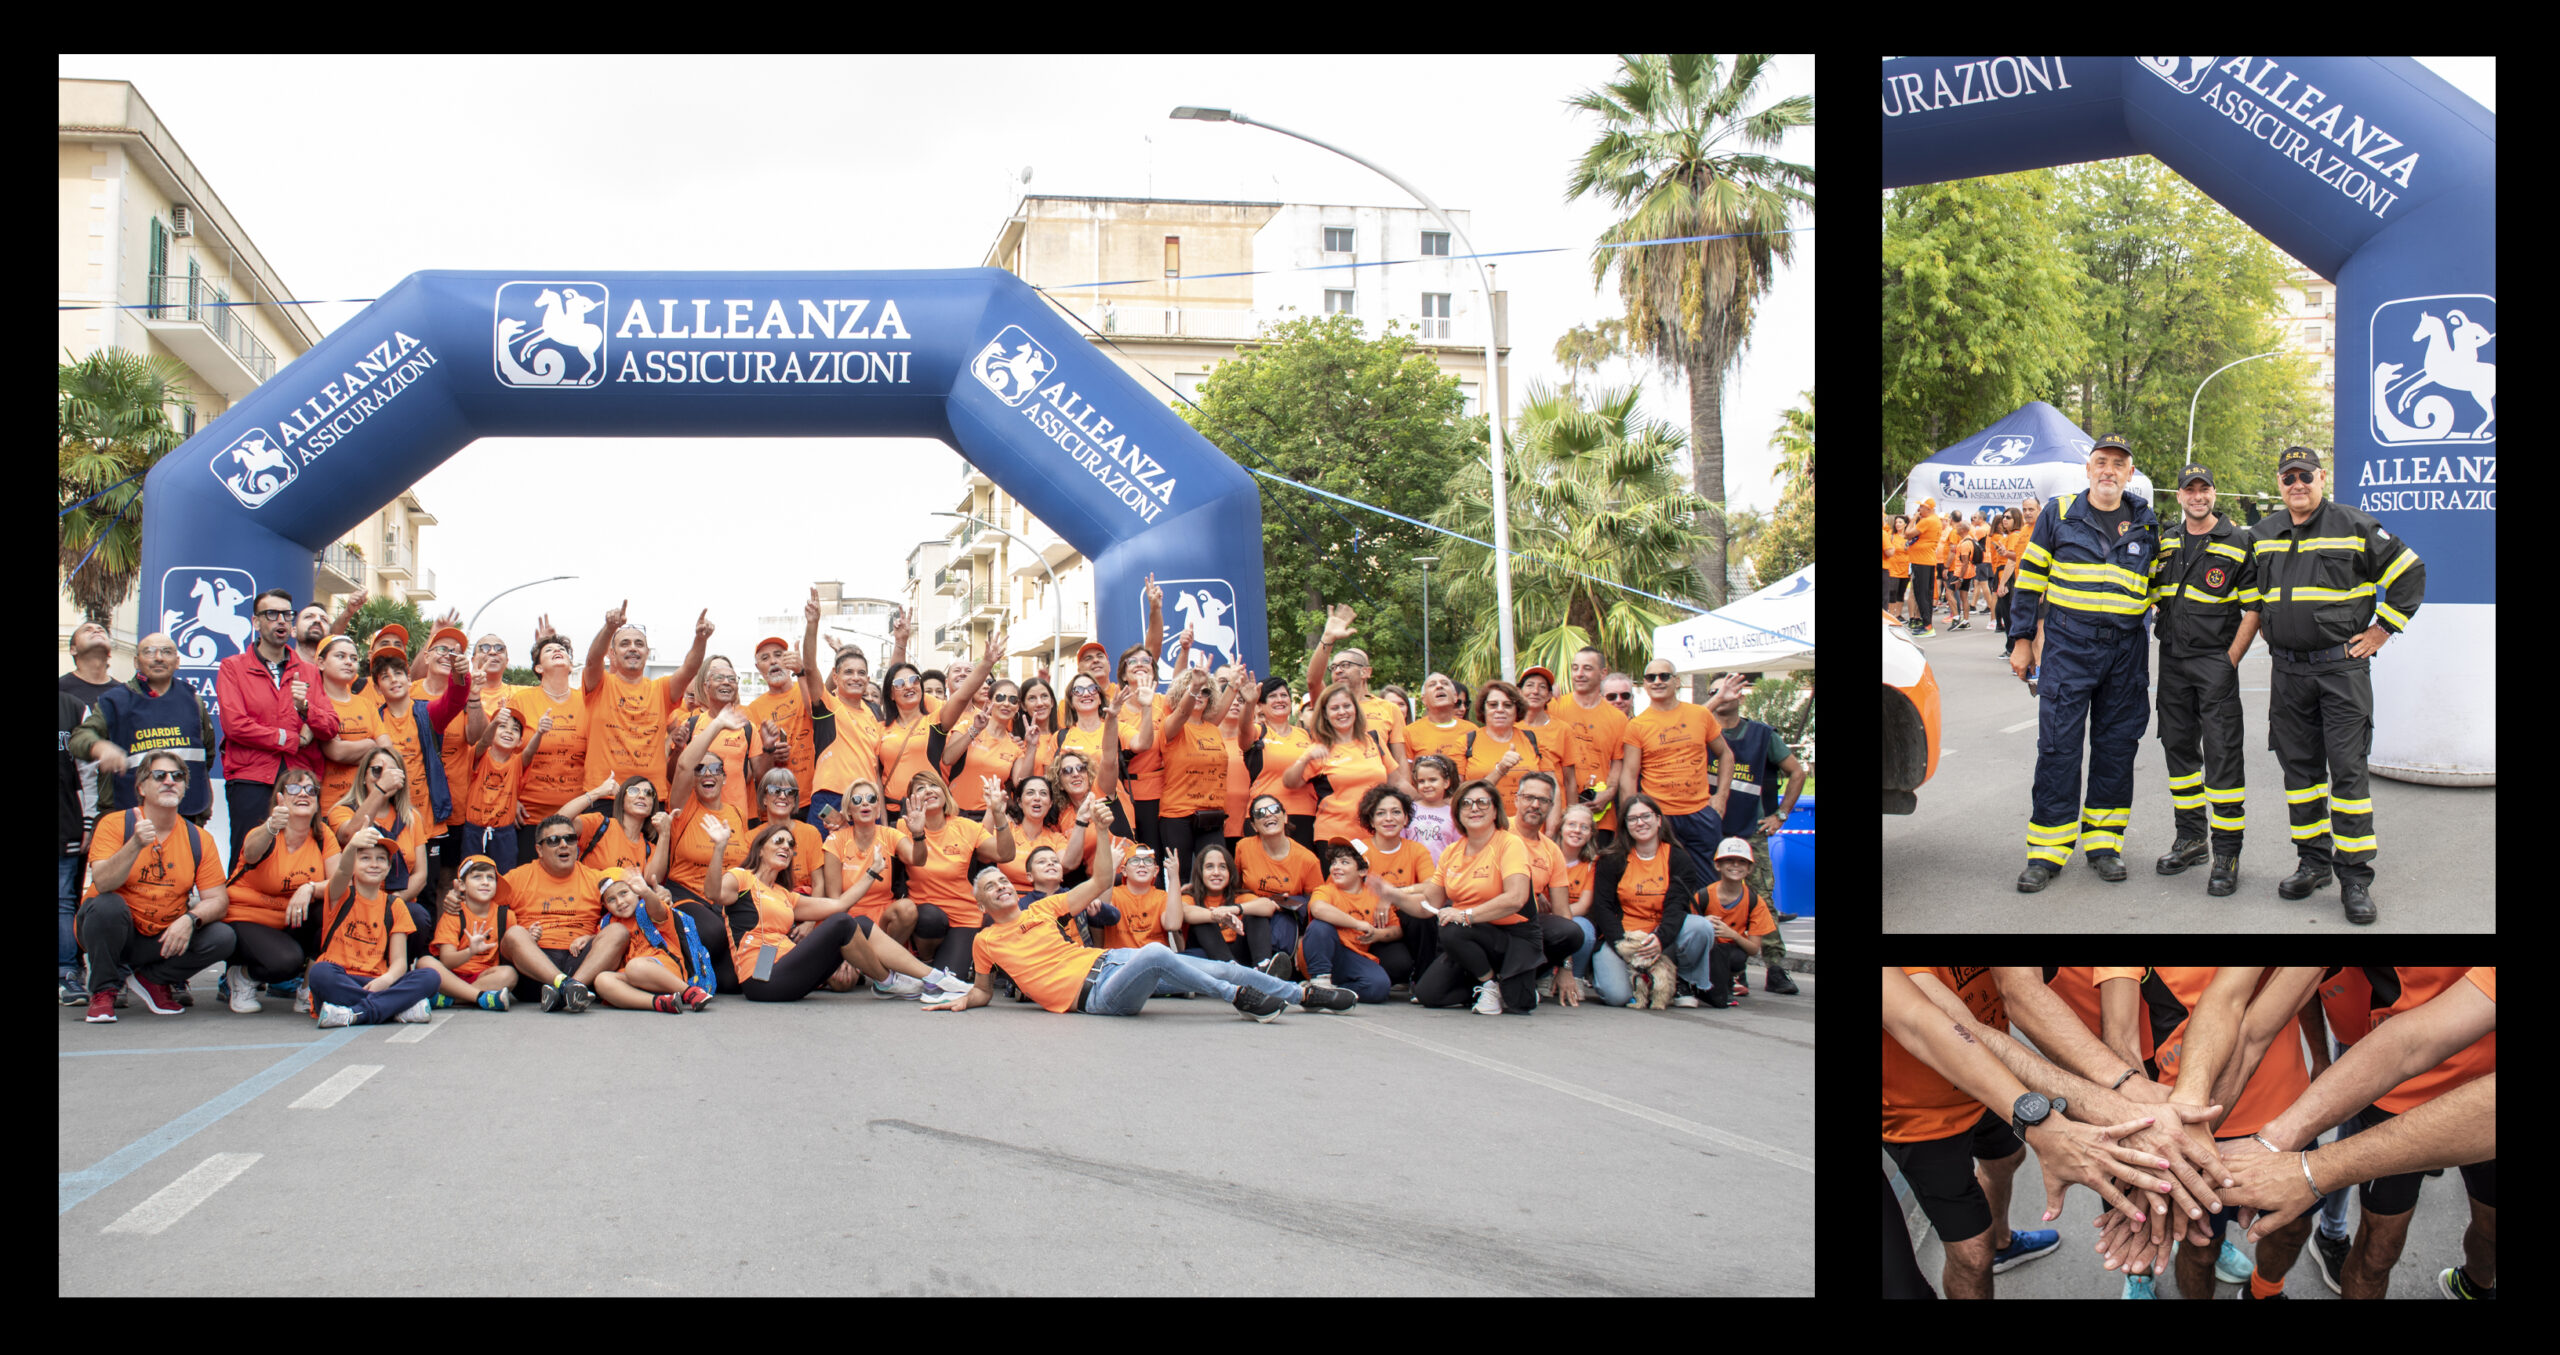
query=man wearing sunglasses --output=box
[2242,446,2426,924]
[215,588,343,867]
[1622,660,1737,876]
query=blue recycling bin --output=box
[1767,794,1813,917]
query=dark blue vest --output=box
[102,679,212,819]
[1716,717,1777,831]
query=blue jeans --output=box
[305,961,439,1024]
[60,851,83,979]
[1570,916,1597,981]
[2316,1036,2367,1242]
[1299,921,1392,1003]
[1083,942,1300,1016]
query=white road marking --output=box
[1338,1021,1813,1174]
[2000,719,2038,733]
[385,1013,447,1043]
[287,1064,383,1109]
[101,1152,260,1234]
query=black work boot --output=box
[2086,851,2128,882]
[2277,860,2335,900]
[2016,862,2059,893]
[2340,879,2376,925]
[2208,854,2240,897]
[2156,837,2208,875]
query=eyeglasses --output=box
[766,786,797,798]
[474,643,507,654]
[145,768,188,784]
[890,677,918,689]
[1644,674,1674,684]
[280,786,316,800]
[1518,794,1552,807]
[1252,806,1285,820]
[1459,797,1496,811]
[1603,692,1632,704]
[1069,686,1099,698]
[255,608,292,621]
[431,644,462,656]
[536,834,575,847]
[847,793,879,806]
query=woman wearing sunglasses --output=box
[219,764,337,1013]
[1052,679,1140,845]
[820,778,915,953]
[1153,649,1242,890]
[1242,677,1318,851]
[1364,778,1541,1015]
[874,661,937,826]
[940,678,1025,824]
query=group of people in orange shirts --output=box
[1883,498,2035,637]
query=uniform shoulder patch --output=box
[2375,526,2392,541]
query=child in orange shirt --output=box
[460,693,546,872]
[308,829,441,1027]
[1302,841,1397,1004]
[421,855,520,1010]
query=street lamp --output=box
[1172,105,1516,678]
[467,575,578,636]
[931,511,1062,679]
[1411,555,1438,676]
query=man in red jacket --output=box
[216,587,341,867]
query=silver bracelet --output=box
[2250,1131,2283,1154]
[2111,1069,2138,1091]
[2297,1146,2325,1196]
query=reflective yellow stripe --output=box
[2028,842,2071,865]
[2294,536,2365,552]
[2022,541,2055,567]
[2333,834,2376,854]
[2045,584,2150,615]
[2171,791,2208,810]
[2167,771,2204,789]
[2081,831,2123,853]
[2051,560,2150,593]
[2204,787,2245,803]
[2286,783,2331,804]
[2290,818,2333,840]
[2206,541,2247,561]
[2376,601,2411,630]
[2026,821,2080,844]
[2080,806,2131,827]
[2379,548,2419,587]
[2015,574,2049,595]
[2328,796,2373,815]
[2178,592,2238,605]
[2290,584,2375,603]
[2253,539,2294,556]
[2208,811,2247,831]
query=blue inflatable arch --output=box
[1884,57,2495,783]
[138,268,1267,721]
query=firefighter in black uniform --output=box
[2243,446,2426,924]
[2149,464,2256,896]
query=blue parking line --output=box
[61,1042,325,1058]
[58,1027,361,1215]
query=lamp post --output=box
[2187,350,2285,460]
[1172,105,1515,679]
[931,511,1061,679]
[1412,555,1438,676]
[466,575,578,637]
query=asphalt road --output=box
[60,964,1814,1296]
[1882,609,2496,932]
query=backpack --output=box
[313,883,400,1007]
[1460,727,1543,772]
[120,808,210,891]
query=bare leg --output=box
[1941,1226,1994,1300]
[569,923,629,985]
[470,965,519,993]
[2252,1208,2317,1289]
[595,960,681,1009]
[2343,1206,2414,1299]
[499,926,562,984]
[878,899,917,950]
[846,921,937,983]
[2461,1198,2495,1290]
[419,956,481,1001]
[1977,1148,2022,1253]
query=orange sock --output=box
[2250,1268,2285,1299]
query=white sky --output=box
[59,53,1815,656]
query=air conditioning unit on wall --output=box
[171,205,193,237]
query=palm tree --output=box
[1770,386,1813,488]
[1430,381,1708,681]
[1566,53,1814,609]
[59,348,195,626]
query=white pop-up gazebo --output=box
[1653,563,1815,675]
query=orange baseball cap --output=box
[1076,641,1109,661]
[428,625,470,654]
[368,623,410,663]
[755,636,791,657]
[1519,665,1557,689]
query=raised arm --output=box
[583,600,626,695]
[2249,972,2497,1153]
[944,626,1007,717]
[796,589,827,710]
[1306,603,1353,705]
[670,610,713,698]
[1142,574,1164,661]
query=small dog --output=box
[1616,937,1678,1009]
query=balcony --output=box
[1009,515,1079,578]
[962,463,992,491]
[374,541,414,581]
[1010,599,1093,662]
[934,564,968,596]
[407,567,436,602]
[139,271,278,400]
[959,519,999,562]
[317,543,365,593]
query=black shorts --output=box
[2355,1100,2496,1214]
[1881,1106,2022,1245]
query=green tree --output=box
[2056,158,2327,495]
[1429,381,1706,682]
[1178,312,1479,691]
[1552,317,1639,402]
[58,347,195,626]
[1881,171,2093,495]
[349,595,427,662]
[1568,53,1815,609]
[1753,386,1814,583]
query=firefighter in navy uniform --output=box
[2149,464,2257,896]
[2243,446,2426,925]
[2006,433,2157,893]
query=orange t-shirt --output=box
[1884,966,2006,1142]
[321,692,381,812]
[1402,717,1476,772]
[315,885,413,979]
[813,692,886,799]
[1103,885,1173,950]
[437,680,512,831]
[1905,510,1942,567]
[719,867,800,979]
[1883,528,1910,580]
[1431,830,1530,925]
[971,897,1105,1012]
[1690,877,1774,938]
[368,695,438,829]
[569,812,652,876]
[460,746,528,829]
[1365,836,1433,891]
[226,821,340,931]
[665,801,750,897]
[504,684,590,819]
[945,725,1028,815]
[497,860,611,947]
[1458,726,1565,821]
[1625,704,1723,816]
[1309,734,1395,844]
[84,812,227,937]
[1611,844,1674,934]
[746,682,817,810]
[824,824,906,918]
[1159,720,1229,817]
[2317,965,2379,1046]
[877,704,940,804]
[1220,738,1253,841]
[1235,835,1322,903]
[1359,693,1407,752]
[1516,832,1567,908]
[1116,694,1175,800]
[904,813,994,928]
[322,803,428,881]
[585,670,683,799]
[2362,966,2497,1115]
[749,817,825,895]
[675,709,765,818]
[1309,881,1389,961]
[2147,966,2313,1138]
[431,902,508,980]
[994,822,1071,890]
[617,904,690,983]
[2039,967,2154,1064]
[1250,721,1319,816]
[1544,694,1629,796]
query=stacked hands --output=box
[2019,1080,2238,1277]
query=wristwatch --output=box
[2011,1091,2066,1130]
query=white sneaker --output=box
[315,1002,359,1029]
[226,964,262,1013]
[1473,980,1504,1015]
[294,987,313,1016]
[1535,972,1555,1000]
[871,972,926,999]
[1305,974,1335,991]
[395,999,432,1023]
[923,967,973,997]
[1671,993,1702,1008]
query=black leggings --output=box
[1129,795,1162,854]
[228,917,318,983]
[1416,923,1540,1011]
[668,883,745,995]
[1285,814,1315,851]
[1157,809,1224,892]
[910,904,981,979]
[740,913,865,1002]
[1184,912,1280,966]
